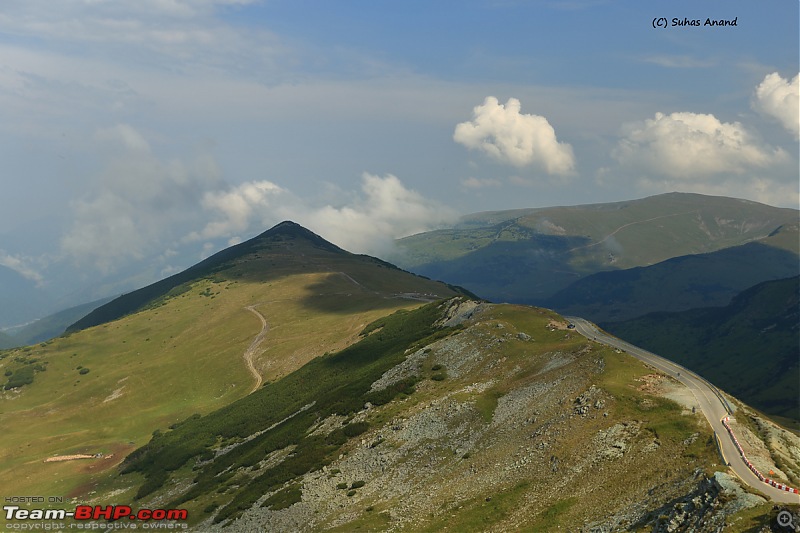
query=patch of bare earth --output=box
[546,319,569,331]
[634,373,697,413]
[44,454,97,463]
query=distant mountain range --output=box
[396,192,799,308]
[0,296,115,349]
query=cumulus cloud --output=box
[189,172,456,256]
[188,180,285,242]
[297,173,457,255]
[753,72,800,139]
[613,111,787,178]
[63,127,458,274]
[453,96,575,174]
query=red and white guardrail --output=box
[722,416,799,494]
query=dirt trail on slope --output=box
[567,210,699,253]
[244,306,268,393]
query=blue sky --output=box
[0,0,797,314]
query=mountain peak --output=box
[67,221,349,332]
[256,221,346,254]
[265,220,305,233]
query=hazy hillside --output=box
[0,296,115,349]
[604,277,800,423]
[0,330,14,349]
[0,264,50,328]
[395,193,799,304]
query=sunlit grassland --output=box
[0,241,456,500]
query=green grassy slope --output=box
[67,221,349,332]
[604,276,800,423]
[395,192,798,303]
[0,223,460,500]
[122,302,451,525]
[125,301,728,531]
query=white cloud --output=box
[190,172,457,256]
[59,125,457,272]
[753,72,800,139]
[297,173,458,256]
[453,96,575,174]
[189,180,285,242]
[612,111,787,178]
[0,1,282,81]
[0,252,44,286]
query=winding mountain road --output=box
[566,316,799,504]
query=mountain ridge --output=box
[395,192,799,309]
[67,221,353,333]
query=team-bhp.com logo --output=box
[4,505,188,529]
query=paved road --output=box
[566,316,799,505]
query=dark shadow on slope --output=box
[66,222,351,332]
[408,233,598,304]
[545,242,800,323]
[67,221,464,331]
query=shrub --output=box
[343,422,369,438]
[431,372,446,381]
[79,368,90,375]
[4,366,35,389]
[336,483,348,490]
[261,485,302,510]
[350,480,365,489]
